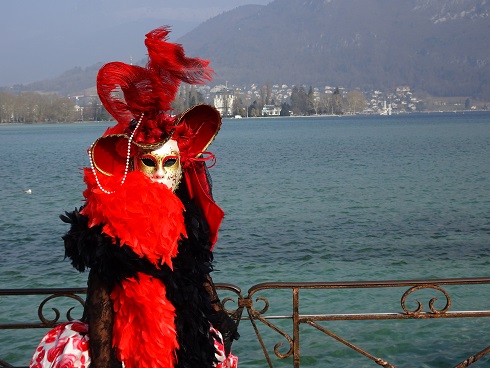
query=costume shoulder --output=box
[60,207,156,286]
[60,207,103,273]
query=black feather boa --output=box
[61,185,221,368]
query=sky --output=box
[0,0,272,86]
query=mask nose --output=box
[153,165,166,181]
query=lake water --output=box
[1,112,490,367]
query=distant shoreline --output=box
[1,109,489,125]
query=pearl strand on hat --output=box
[88,113,144,194]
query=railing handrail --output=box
[248,276,490,291]
[0,287,87,296]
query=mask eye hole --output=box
[141,157,156,167]
[163,157,178,167]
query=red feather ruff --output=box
[111,273,178,368]
[81,169,186,268]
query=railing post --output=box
[293,287,300,368]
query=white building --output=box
[212,87,235,116]
[261,105,282,116]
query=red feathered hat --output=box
[88,26,223,246]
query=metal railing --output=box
[2,277,490,367]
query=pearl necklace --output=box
[88,113,144,194]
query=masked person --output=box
[30,27,239,368]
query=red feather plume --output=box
[97,26,213,136]
[145,26,213,87]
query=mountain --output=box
[179,0,490,99]
[4,0,490,99]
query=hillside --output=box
[179,0,490,99]
[3,0,489,99]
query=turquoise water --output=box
[1,112,490,366]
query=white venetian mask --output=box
[134,139,182,191]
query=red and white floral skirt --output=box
[30,321,238,368]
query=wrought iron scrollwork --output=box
[401,284,451,316]
[249,295,270,316]
[221,296,239,315]
[216,284,245,328]
[245,291,295,362]
[37,293,85,327]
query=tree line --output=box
[0,92,113,123]
[218,85,367,117]
[284,86,367,116]
[0,92,78,123]
[1,84,369,124]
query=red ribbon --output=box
[182,151,216,169]
[182,151,223,248]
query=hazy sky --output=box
[0,0,272,86]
